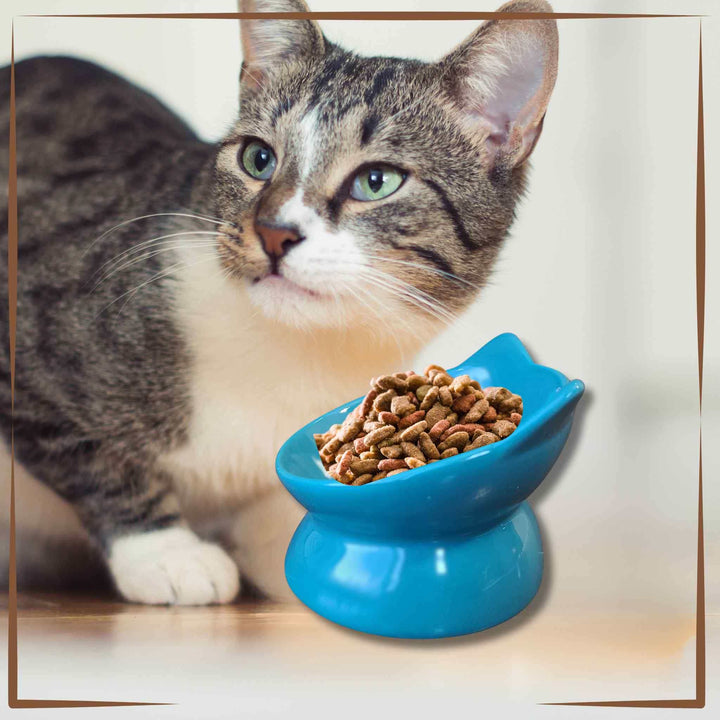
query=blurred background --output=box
[0,0,717,713]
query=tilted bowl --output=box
[276,333,585,638]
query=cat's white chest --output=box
[158,321,340,515]
[159,266,358,514]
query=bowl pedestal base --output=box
[285,501,543,639]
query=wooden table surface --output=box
[0,591,705,718]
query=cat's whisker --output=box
[99,239,220,278]
[355,269,457,327]
[352,274,446,330]
[372,269,458,320]
[113,256,221,318]
[96,255,219,319]
[363,254,480,290]
[91,245,220,292]
[83,212,228,256]
[93,230,224,278]
[176,206,234,225]
[89,232,224,291]
[348,282,420,355]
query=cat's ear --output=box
[239,0,324,88]
[440,0,558,168]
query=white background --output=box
[0,0,718,716]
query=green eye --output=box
[240,140,277,180]
[350,165,406,202]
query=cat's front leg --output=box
[69,465,240,605]
[226,488,305,602]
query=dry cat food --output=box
[314,365,523,485]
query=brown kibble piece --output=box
[380,444,404,459]
[374,374,408,393]
[415,384,434,402]
[425,402,450,427]
[432,372,453,387]
[378,458,407,472]
[353,436,368,454]
[407,375,429,391]
[350,458,381,474]
[391,395,417,417]
[378,411,400,426]
[372,471,388,481]
[489,420,516,439]
[452,393,477,414]
[449,374,473,394]
[405,457,426,469]
[438,385,454,406]
[387,468,409,476]
[337,418,364,443]
[401,442,425,461]
[484,387,512,404]
[440,447,459,459]
[440,424,485,442]
[320,437,342,458]
[363,425,396,446]
[373,389,397,411]
[437,431,470,452]
[480,406,498,423]
[337,451,354,474]
[359,448,381,460]
[399,420,428,443]
[464,432,499,451]
[428,419,451,442]
[464,398,490,423]
[376,432,401,448]
[510,412,523,425]
[352,473,374,486]
[358,390,378,419]
[418,432,440,459]
[397,409,425,429]
[419,385,439,411]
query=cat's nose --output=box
[255,221,303,259]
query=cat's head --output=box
[213,0,558,333]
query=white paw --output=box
[108,527,240,605]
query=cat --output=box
[0,0,558,604]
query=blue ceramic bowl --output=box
[276,333,585,639]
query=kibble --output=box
[318,365,523,485]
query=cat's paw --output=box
[108,527,240,605]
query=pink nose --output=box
[255,222,303,258]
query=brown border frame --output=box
[5,8,707,710]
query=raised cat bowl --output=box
[275,333,585,639]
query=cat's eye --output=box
[240,140,277,181]
[350,165,406,202]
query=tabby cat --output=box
[0,0,558,603]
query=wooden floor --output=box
[0,592,708,718]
